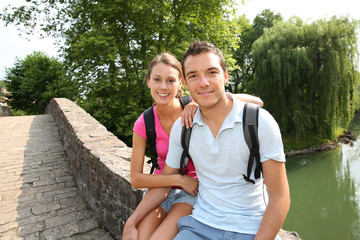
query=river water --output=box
[283,120,360,240]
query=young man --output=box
[123,41,290,240]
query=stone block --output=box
[0,106,13,117]
[18,221,45,237]
[31,202,61,215]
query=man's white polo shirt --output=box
[166,98,285,234]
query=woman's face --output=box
[147,62,182,105]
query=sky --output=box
[0,0,359,80]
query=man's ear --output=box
[224,70,229,85]
[183,77,188,88]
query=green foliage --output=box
[282,133,330,153]
[1,0,241,145]
[8,108,26,116]
[4,51,78,115]
[0,80,5,104]
[231,9,283,93]
[252,16,360,140]
[2,2,360,148]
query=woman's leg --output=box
[137,206,168,240]
[149,202,193,240]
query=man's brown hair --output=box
[181,41,226,80]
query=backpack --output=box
[179,102,262,184]
[144,95,192,174]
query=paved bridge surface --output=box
[0,114,113,240]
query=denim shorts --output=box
[174,216,282,240]
[158,188,197,213]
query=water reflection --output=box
[284,141,360,240]
[341,140,360,240]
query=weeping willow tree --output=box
[252,17,360,140]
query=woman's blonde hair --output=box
[145,52,184,97]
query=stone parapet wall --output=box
[46,98,148,239]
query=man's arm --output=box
[254,160,290,240]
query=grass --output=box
[282,134,329,153]
[10,109,26,116]
[2,106,26,116]
[282,128,348,153]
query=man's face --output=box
[183,52,228,109]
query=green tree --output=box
[0,80,5,90]
[252,17,360,140]
[4,51,78,114]
[1,0,241,145]
[232,9,282,93]
[0,81,5,104]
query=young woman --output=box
[123,52,263,240]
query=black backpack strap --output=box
[144,96,191,175]
[179,95,191,109]
[242,103,261,184]
[144,107,160,174]
[177,96,192,175]
[179,126,192,175]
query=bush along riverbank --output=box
[285,131,357,158]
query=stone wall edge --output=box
[46,98,143,239]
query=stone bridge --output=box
[0,98,299,240]
[0,98,149,239]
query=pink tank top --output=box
[133,105,197,180]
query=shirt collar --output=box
[191,94,245,128]
[229,94,244,124]
[192,108,204,126]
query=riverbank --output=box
[285,131,357,158]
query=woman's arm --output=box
[231,93,264,107]
[123,164,197,240]
[122,186,172,240]
[130,133,198,190]
[181,101,198,129]
[123,186,172,239]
